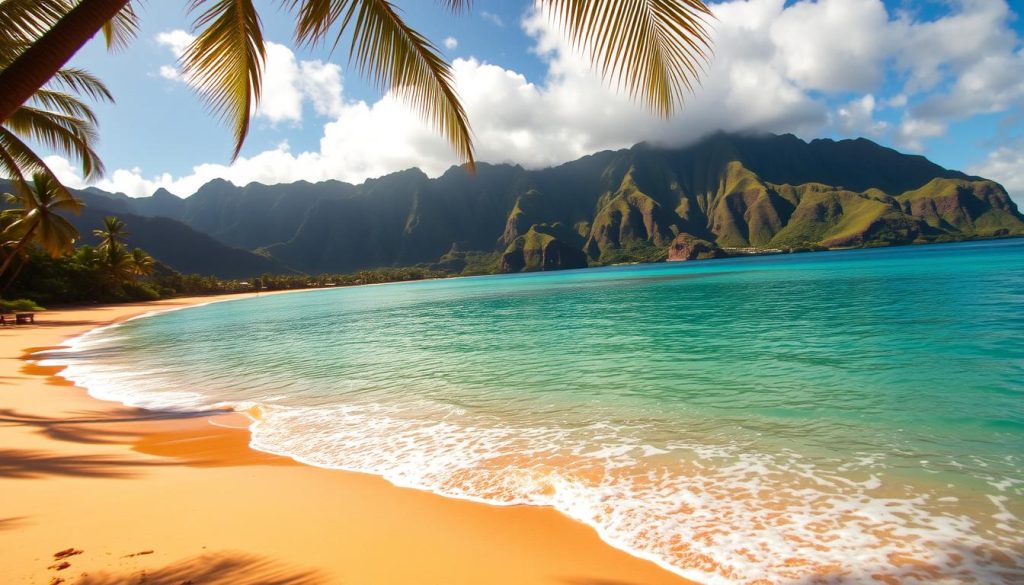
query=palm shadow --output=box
[0,407,289,469]
[0,448,172,479]
[0,516,27,531]
[76,551,327,585]
[0,407,227,446]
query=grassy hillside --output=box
[70,133,1024,275]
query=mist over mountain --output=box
[51,132,1024,276]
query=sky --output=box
[37,0,1024,205]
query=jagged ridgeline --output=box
[50,132,1024,276]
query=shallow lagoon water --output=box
[48,239,1024,584]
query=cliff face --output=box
[500,224,588,273]
[71,132,1024,275]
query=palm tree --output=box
[0,1,115,194]
[0,171,83,279]
[129,247,154,280]
[93,215,129,251]
[101,241,136,285]
[0,0,712,165]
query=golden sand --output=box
[0,295,694,584]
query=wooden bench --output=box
[1,312,38,325]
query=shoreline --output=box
[0,294,695,585]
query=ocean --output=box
[43,239,1024,584]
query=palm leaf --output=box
[0,0,73,44]
[287,0,474,167]
[0,126,46,190]
[544,0,713,116]
[181,0,267,160]
[439,0,470,12]
[4,104,104,178]
[102,2,140,51]
[48,67,115,103]
[29,88,99,124]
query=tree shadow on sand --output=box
[75,551,327,585]
[0,407,290,468]
[0,407,221,446]
[0,449,172,479]
[0,516,27,531]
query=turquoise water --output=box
[47,240,1024,584]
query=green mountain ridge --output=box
[53,132,1024,276]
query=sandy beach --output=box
[0,294,693,585]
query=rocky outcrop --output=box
[500,224,588,273]
[667,233,726,261]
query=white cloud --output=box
[480,11,504,27]
[896,117,946,152]
[969,144,1024,205]
[444,36,458,50]
[836,95,888,137]
[257,42,305,123]
[155,29,194,58]
[770,0,890,92]
[158,65,181,81]
[156,30,344,125]
[59,1,1024,198]
[43,155,87,189]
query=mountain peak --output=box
[151,187,180,199]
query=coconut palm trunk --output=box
[0,0,129,123]
[0,222,39,279]
[0,254,28,298]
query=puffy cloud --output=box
[770,0,890,92]
[444,36,458,50]
[896,117,946,152]
[60,0,1024,198]
[969,143,1024,204]
[836,95,888,137]
[155,29,193,58]
[156,30,344,125]
[892,0,1018,93]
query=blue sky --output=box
[40,0,1024,203]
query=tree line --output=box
[0,175,452,307]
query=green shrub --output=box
[121,282,162,301]
[0,298,46,312]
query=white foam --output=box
[42,321,1024,585]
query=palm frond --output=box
[287,0,474,167]
[543,0,713,116]
[0,126,45,190]
[102,2,140,51]
[182,0,267,160]
[48,68,115,103]
[0,138,80,212]
[4,104,104,179]
[29,88,99,124]
[435,0,471,14]
[0,0,73,44]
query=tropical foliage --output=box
[0,172,82,280]
[0,0,113,195]
[0,0,712,165]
